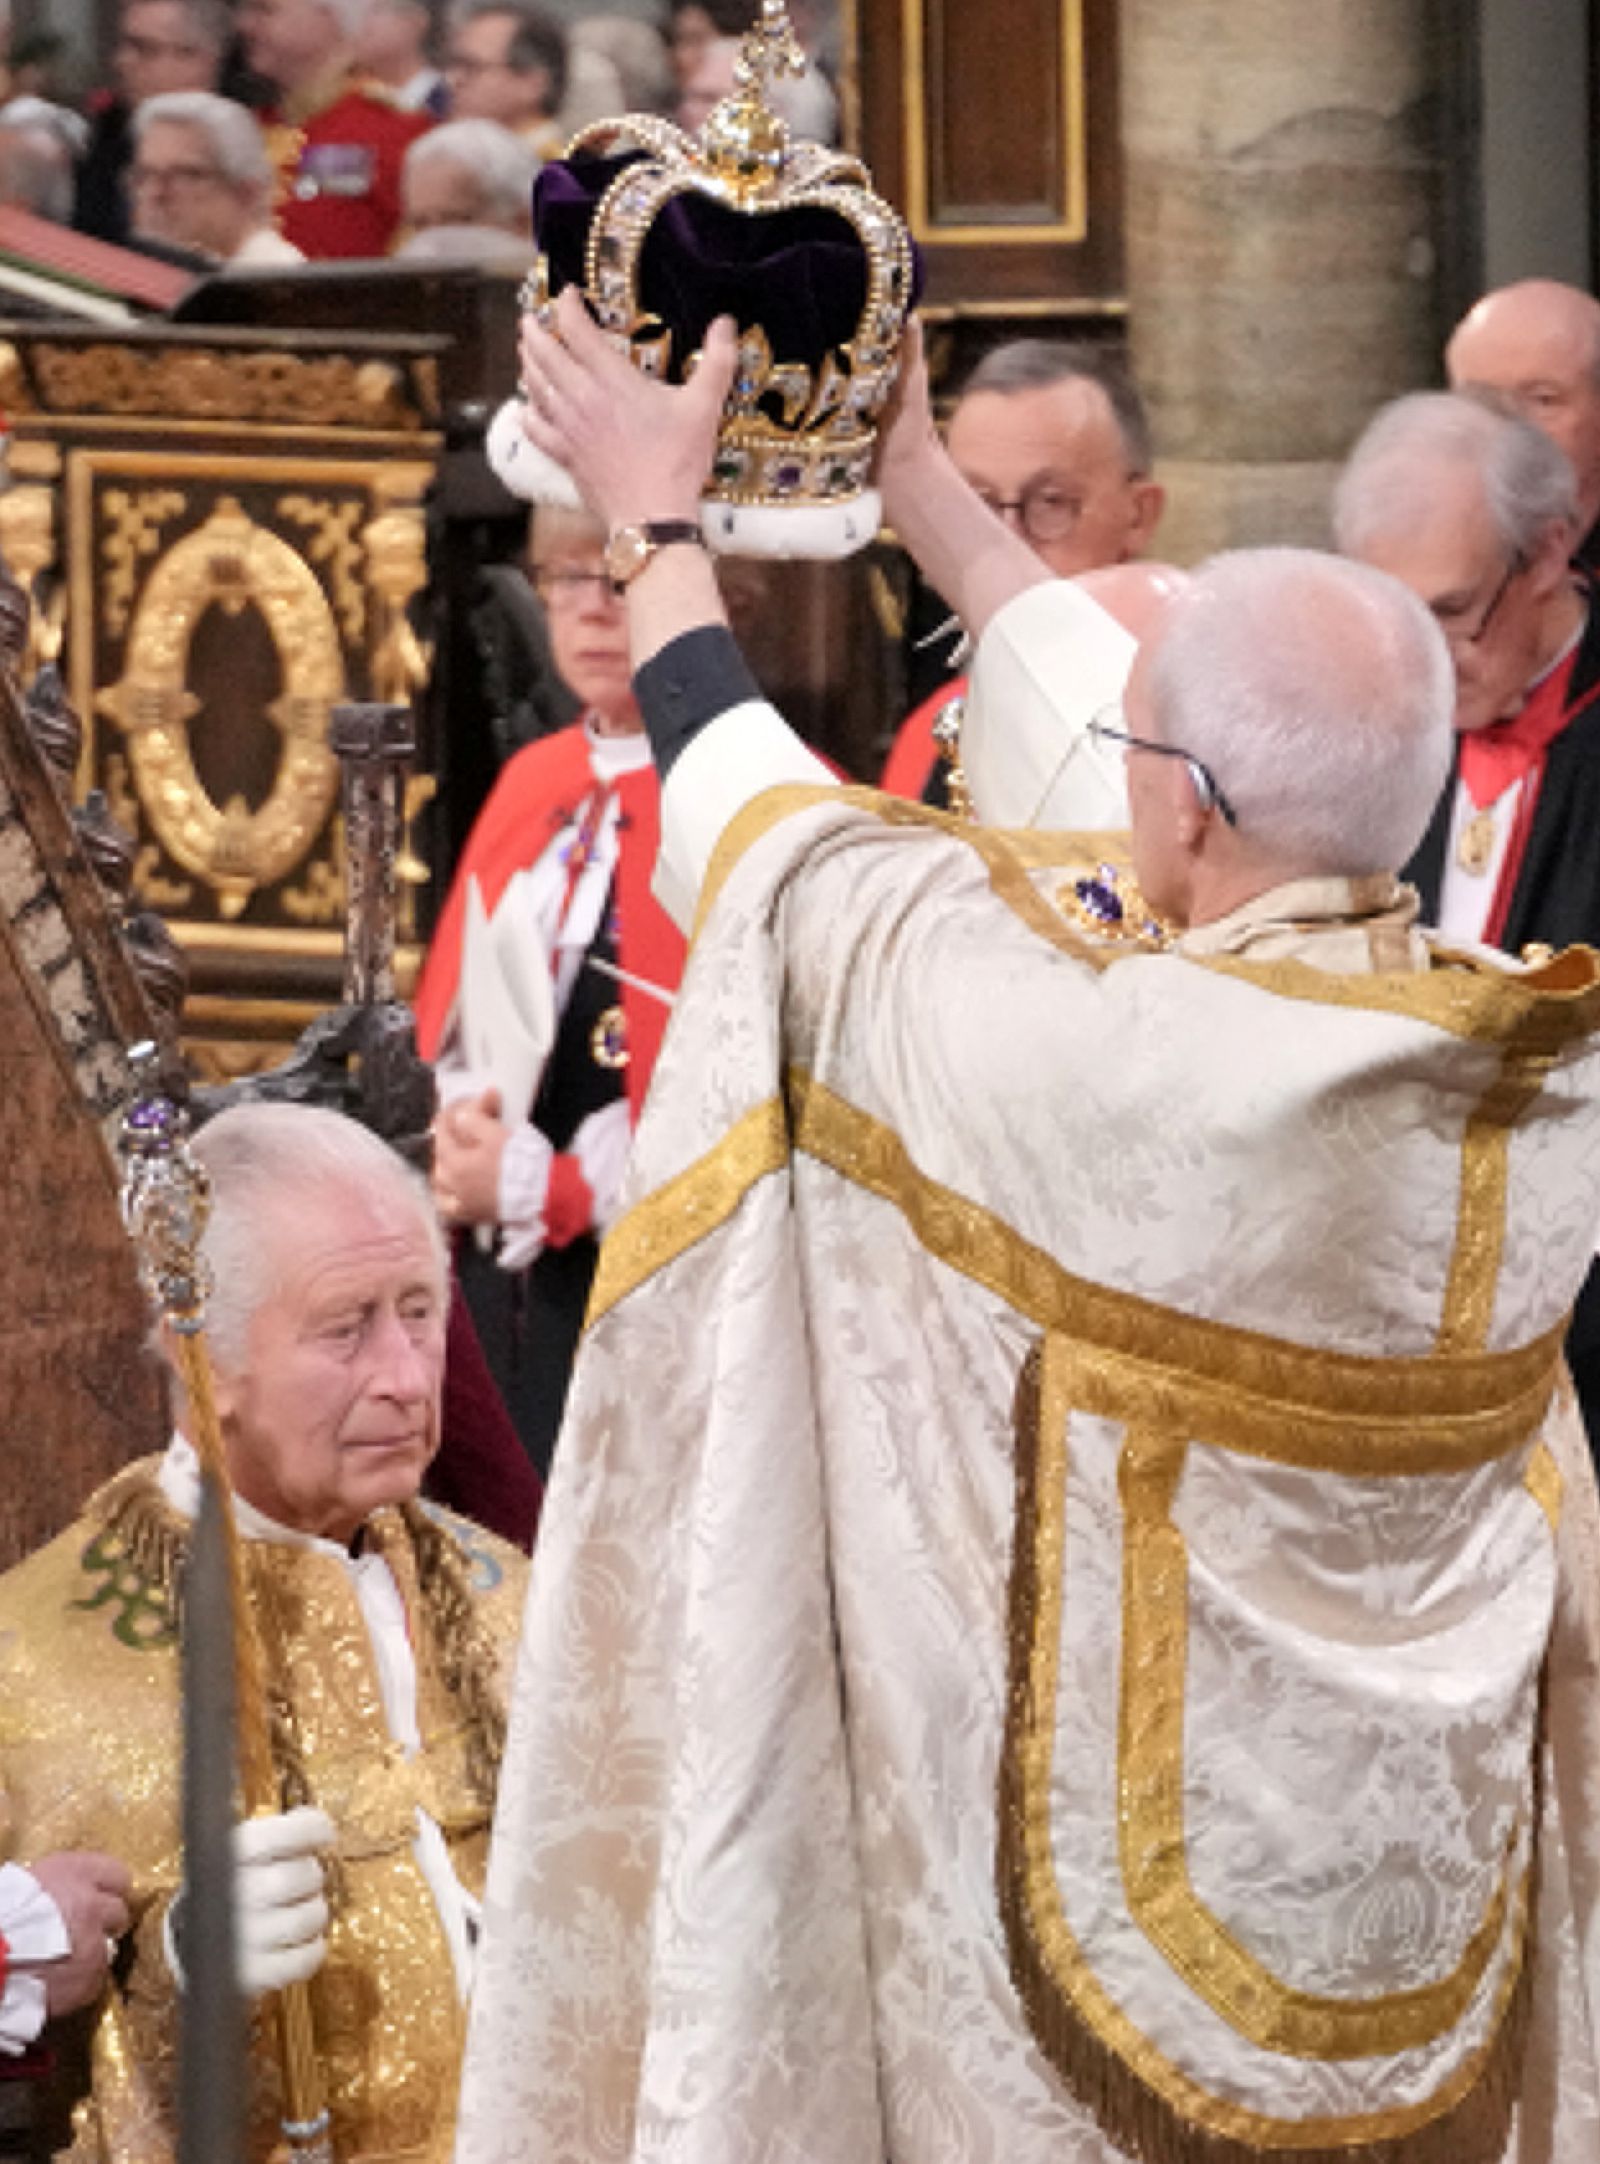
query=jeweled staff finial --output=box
[118,1040,214,1335]
[699,0,805,203]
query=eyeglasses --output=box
[974,477,1091,547]
[130,161,226,192]
[1088,710,1239,827]
[444,51,509,75]
[532,566,620,608]
[1431,553,1525,648]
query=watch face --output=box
[605,527,651,586]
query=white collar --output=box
[583,716,653,782]
[158,1433,364,1560]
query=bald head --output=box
[1447,279,1600,532]
[1132,549,1454,888]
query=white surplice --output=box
[457,589,1600,2164]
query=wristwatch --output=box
[604,519,707,590]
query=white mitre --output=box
[961,565,1187,830]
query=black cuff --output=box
[634,626,764,778]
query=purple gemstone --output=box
[127,1098,175,1133]
[773,462,803,493]
[1074,875,1124,925]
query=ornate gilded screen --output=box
[0,323,443,1079]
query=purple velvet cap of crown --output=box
[531,148,924,382]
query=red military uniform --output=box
[264,76,431,260]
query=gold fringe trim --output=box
[996,1343,1531,2163]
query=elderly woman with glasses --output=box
[414,504,687,1477]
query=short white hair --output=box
[1144,548,1455,878]
[403,118,538,229]
[184,1101,447,1375]
[134,90,272,189]
[1333,390,1578,562]
[0,101,79,222]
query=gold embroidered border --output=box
[997,1336,1527,2159]
[789,1072,1564,1470]
[1436,1052,1556,1355]
[587,1096,789,1324]
[692,775,1600,1049]
[1201,940,1600,1050]
[1524,1439,1564,1533]
[693,780,1123,967]
[1115,1416,1524,2060]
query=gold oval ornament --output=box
[96,495,345,920]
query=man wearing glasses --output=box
[459,294,1600,2162]
[880,339,1165,805]
[74,0,226,245]
[1337,392,1600,1457]
[414,505,687,1477]
[1335,391,1595,956]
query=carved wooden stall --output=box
[0,595,176,1571]
[0,317,441,1080]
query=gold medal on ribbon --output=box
[590,1005,630,1069]
[1457,808,1497,875]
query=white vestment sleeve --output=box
[653,699,836,931]
[962,579,1136,830]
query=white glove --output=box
[233,1807,335,1995]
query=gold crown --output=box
[522,0,915,512]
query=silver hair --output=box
[133,90,272,188]
[403,118,538,228]
[1144,547,1455,878]
[1333,390,1578,562]
[182,1101,447,1377]
[0,99,84,222]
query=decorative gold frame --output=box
[901,0,1088,245]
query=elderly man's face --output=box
[130,117,255,258]
[531,520,640,728]
[1350,466,1555,735]
[946,379,1161,579]
[1449,297,1600,533]
[213,1182,447,1544]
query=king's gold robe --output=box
[458,771,1600,2164]
[0,1462,526,2163]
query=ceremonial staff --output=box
[118,1045,334,2164]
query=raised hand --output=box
[518,287,741,532]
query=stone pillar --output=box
[1120,2,1458,562]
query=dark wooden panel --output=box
[856,0,1124,313]
[927,0,1068,226]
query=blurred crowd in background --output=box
[0,0,840,270]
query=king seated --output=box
[0,1101,526,2163]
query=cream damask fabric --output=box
[457,793,1600,2164]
